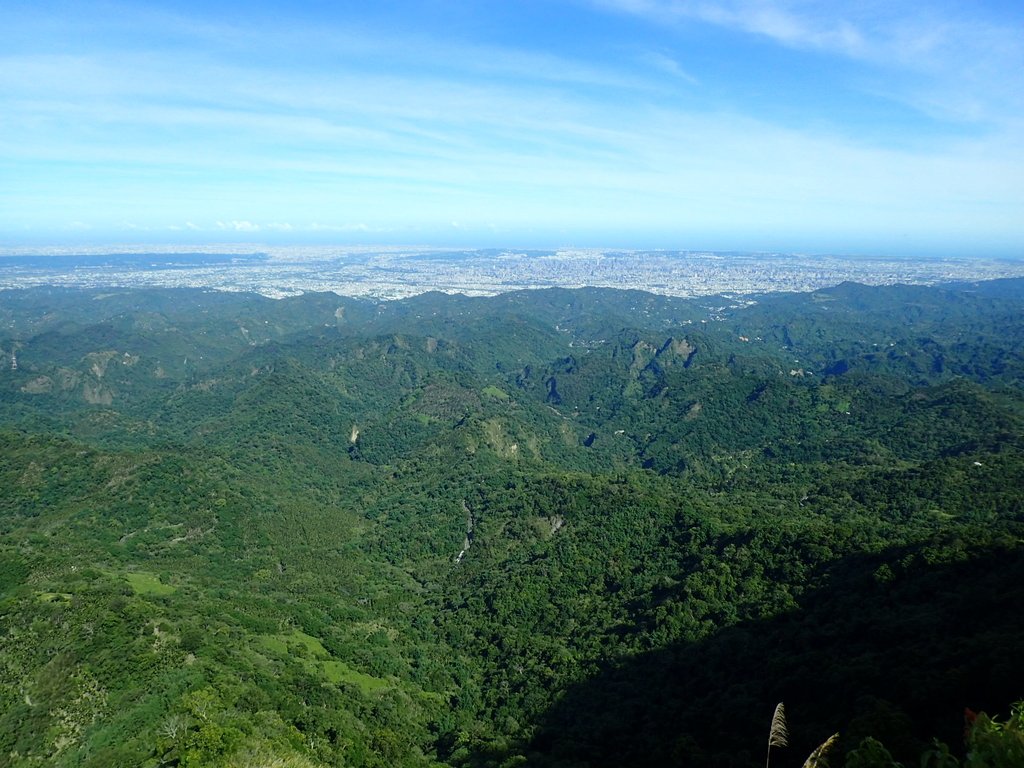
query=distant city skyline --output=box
[3,247,1023,300]
[2,1,1023,257]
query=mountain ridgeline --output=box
[1,279,1023,768]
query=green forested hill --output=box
[1,280,1023,767]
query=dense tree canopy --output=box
[0,280,1022,766]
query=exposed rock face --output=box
[629,341,658,373]
[661,337,697,367]
[663,337,696,364]
[84,351,119,379]
[82,381,113,405]
[631,337,698,377]
[545,376,561,405]
[20,376,52,394]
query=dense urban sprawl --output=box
[1,245,1022,298]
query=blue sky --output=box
[1,0,1022,255]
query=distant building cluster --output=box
[1,245,1022,299]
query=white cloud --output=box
[217,220,261,232]
[309,223,372,232]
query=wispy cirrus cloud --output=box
[592,0,1024,125]
[591,0,1011,64]
[640,51,700,85]
[601,0,866,54]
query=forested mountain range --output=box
[1,279,1023,767]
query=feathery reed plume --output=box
[766,702,789,768]
[802,733,839,768]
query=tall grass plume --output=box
[766,702,788,768]
[802,732,839,768]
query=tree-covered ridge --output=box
[0,280,1022,767]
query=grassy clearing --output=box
[258,630,331,657]
[125,572,176,596]
[321,661,389,693]
[258,632,390,694]
[482,385,510,401]
[37,592,72,603]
